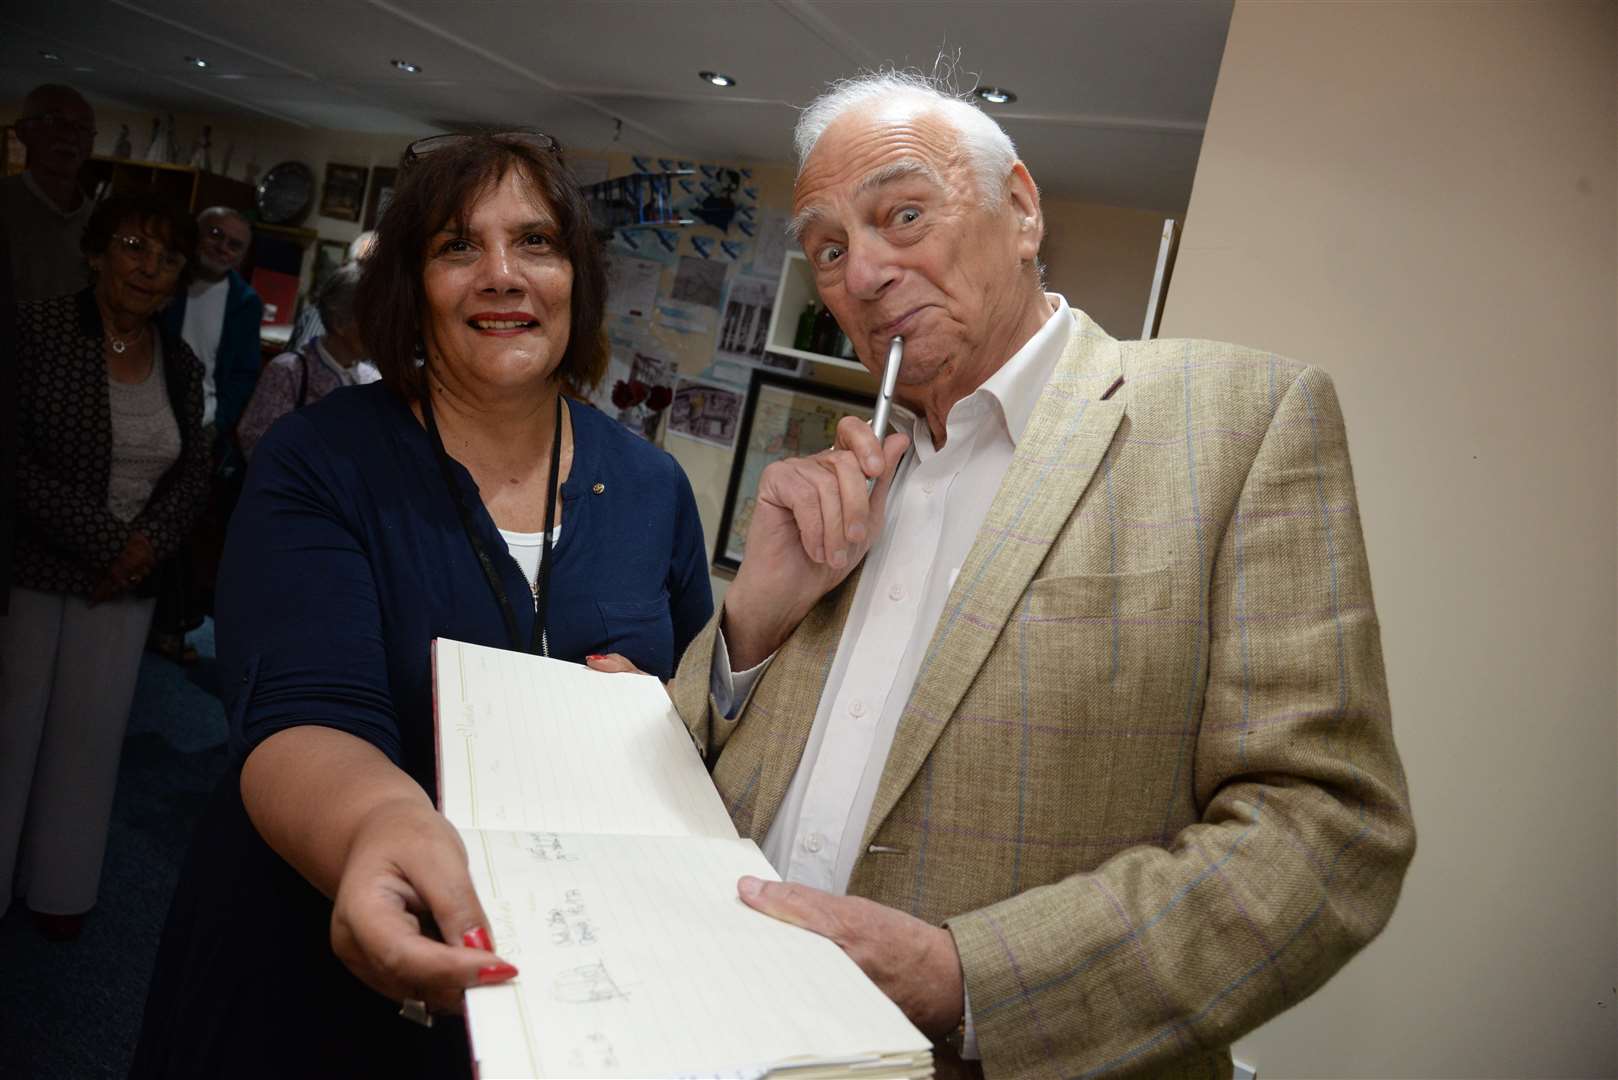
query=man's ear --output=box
[1006,161,1042,263]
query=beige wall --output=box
[1160,2,1616,1077]
[1041,197,1171,340]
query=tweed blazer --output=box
[672,310,1415,1079]
[13,289,211,598]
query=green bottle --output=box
[794,302,818,351]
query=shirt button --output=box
[802,833,824,854]
[888,583,905,602]
[921,481,935,495]
[848,698,866,718]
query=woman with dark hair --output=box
[134,132,712,1078]
[0,193,209,941]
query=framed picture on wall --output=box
[320,162,368,222]
[713,370,874,573]
[364,166,397,230]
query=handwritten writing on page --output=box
[434,639,736,839]
[462,832,931,1079]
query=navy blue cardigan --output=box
[158,267,263,437]
[217,381,713,792]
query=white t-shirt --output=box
[499,524,563,608]
[181,276,231,426]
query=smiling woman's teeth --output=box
[472,319,534,330]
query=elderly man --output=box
[161,206,263,441]
[670,74,1414,1078]
[0,84,96,301]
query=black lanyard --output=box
[421,391,562,656]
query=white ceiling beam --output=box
[108,0,320,81]
[770,0,880,67]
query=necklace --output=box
[106,325,144,355]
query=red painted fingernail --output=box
[477,962,519,984]
[586,654,605,661]
[462,926,492,951]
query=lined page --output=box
[462,831,932,1079]
[434,639,736,839]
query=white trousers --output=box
[0,586,155,916]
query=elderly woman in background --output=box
[0,193,210,941]
[236,262,379,458]
[134,132,713,1078]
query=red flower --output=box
[610,379,634,409]
[647,385,673,412]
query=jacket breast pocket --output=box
[1019,566,1177,689]
[596,595,674,678]
[1026,566,1172,617]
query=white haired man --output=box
[0,84,97,301]
[669,74,1415,1077]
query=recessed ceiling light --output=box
[973,86,1017,105]
[392,59,421,74]
[40,51,62,61]
[185,55,208,68]
[698,70,737,88]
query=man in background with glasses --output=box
[0,83,96,302]
[153,206,262,661]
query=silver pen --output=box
[868,336,903,490]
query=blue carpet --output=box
[0,621,229,1080]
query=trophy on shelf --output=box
[113,123,132,159]
[141,116,162,162]
[189,125,212,172]
[163,113,179,163]
[219,142,235,180]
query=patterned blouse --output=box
[13,289,210,598]
[236,336,380,459]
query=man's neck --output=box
[912,287,1055,449]
[24,167,83,214]
[194,268,229,288]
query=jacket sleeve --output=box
[213,284,264,437]
[132,338,212,562]
[946,367,1416,1078]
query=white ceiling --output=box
[0,0,1232,211]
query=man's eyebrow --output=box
[788,158,944,241]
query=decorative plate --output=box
[255,161,315,225]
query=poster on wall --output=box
[603,253,663,319]
[320,162,368,222]
[714,275,774,367]
[748,209,790,281]
[666,378,743,449]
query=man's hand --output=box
[737,875,964,1037]
[724,417,910,668]
[89,530,158,605]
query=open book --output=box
[433,638,934,1080]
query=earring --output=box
[413,339,426,369]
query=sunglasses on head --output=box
[403,129,562,167]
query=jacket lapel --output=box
[860,311,1127,849]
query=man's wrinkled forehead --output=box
[789,108,959,239]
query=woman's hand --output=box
[584,652,644,675]
[89,530,158,604]
[330,796,519,1015]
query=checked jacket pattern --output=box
[671,309,1415,1079]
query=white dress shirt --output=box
[716,294,1074,892]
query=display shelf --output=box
[763,250,867,373]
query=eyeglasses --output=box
[110,233,187,273]
[26,112,97,139]
[206,223,250,254]
[404,129,562,166]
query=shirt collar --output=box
[885,294,1072,449]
